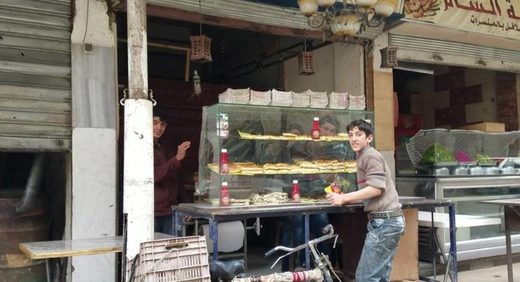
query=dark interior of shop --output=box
[393,64,519,175]
[0,152,67,280]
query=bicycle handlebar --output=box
[265,224,338,269]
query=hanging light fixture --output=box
[375,0,398,17]
[298,31,314,75]
[298,0,398,37]
[297,0,319,17]
[193,70,202,95]
[190,0,212,63]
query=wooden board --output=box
[19,236,122,260]
[19,233,174,260]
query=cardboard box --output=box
[460,122,505,132]
[390,209,419,281]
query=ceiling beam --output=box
[145,4,328,40]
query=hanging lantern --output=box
[331,15,362,36]
[298,51,315,75]
[375,0,397,17]
[298,0,319,17]
[380,47,398,68]
[190,35,212,63]
[318,0,336,8]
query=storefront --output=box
[387,0,520,261]
[113,0,417,281]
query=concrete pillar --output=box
[70,0,118,281]
[371,32,396,174]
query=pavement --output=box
[451,262,519,282]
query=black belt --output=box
[368,210,403,220]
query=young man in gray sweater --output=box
[326,119,404,281]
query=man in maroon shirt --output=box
[153,106,191,234]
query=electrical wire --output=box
[82,0,90,44]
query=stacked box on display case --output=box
[309,91,328,108]
[348,95,365,110]
[328,92,349,109]
[292,90,311,108]
[218,88,250,104]
[271,90,293,106]
[249,90,271,105]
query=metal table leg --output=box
[173,211,184,236]
[431,209,437,280]
[448,203,458,282]
[505,206,514,282]
[209,219,219,261]
[304,214,310,270]
[46,259,51,282]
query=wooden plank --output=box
[19,233,175,260]
[19,236,122,260]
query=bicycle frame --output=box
[264,224,339,282]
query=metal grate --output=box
[405,129,520,168]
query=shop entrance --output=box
[393,63,520,261]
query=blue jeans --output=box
[154,215,173,235]
[356,216,405,282]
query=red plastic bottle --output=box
[292,180,300,202]
[220,149,229,174]
[311,117,320,140]
[220,181,230,206]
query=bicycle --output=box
[211,224,341,282]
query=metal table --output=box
[173,197,457,281]
[481,198,520,282]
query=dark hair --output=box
[346,119,374,135]
[153,105,167,122]
[320,115,339,130]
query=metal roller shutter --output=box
[148,0,384,40]
[389,33,520,72]
[0,0,71,151]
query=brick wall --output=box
[152,79,224,181]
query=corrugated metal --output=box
[0,0,71,151]
[147,0,384,40]
[389,33,520,70]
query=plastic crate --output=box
[133,236,211,282]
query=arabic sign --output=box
[404,0,520,39]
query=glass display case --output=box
[399,129,520,177]
[196,103,374,206]
[396,129,520,260]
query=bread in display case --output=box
[196,103,374,206]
